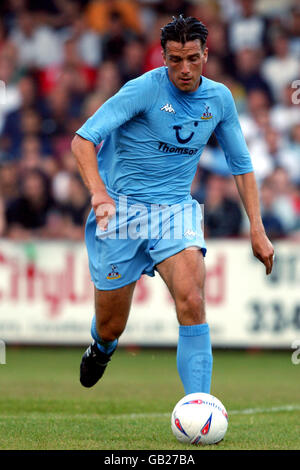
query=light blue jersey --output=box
[76,67,253,290]
[76,67,253,205]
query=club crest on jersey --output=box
[201,105,212,120]
[106,264,121,280]
[160,103,176,114]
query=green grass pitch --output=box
[0,347,299,450]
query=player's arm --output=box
[234,171,274,275]
[214,85,274,275]
[71,134,115,231]
[72,73,156,230]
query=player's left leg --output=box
[156,247,213,395]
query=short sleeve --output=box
[76,73,156,145]
[214,85,253,175]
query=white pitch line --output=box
[0,404,299,421]
[229,404,300,416]
[109,404,300,419]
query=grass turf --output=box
[0,347,299,450]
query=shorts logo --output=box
[184,229,196,239]
[106,264,121,280]
[201,105,212,120]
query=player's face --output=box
[162,40,208,92]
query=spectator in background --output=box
[249,127,287,184]
[17,134,59,183]
[233,47,273,100]
[203,19,235,76]
[288,5,300,58]
[80,91,108,122]
[260,178,286,239]
[143,13,167,72]
[0,0,28,33]
[37,37,95,97]
[204,174,243,238]
[52,150,80,205]
[4,0,81,31]
[156,0,190,18]
[85,0,143,35]
[270,83,300,134]
[262,29,299,101]
[239,87,272,143]
[0,1,298,242]
[0,18,12,62]
[268,167,299,233]
[41,85,80,160]
[101,10,137,62]
[19,134,50,168]
[0,41,22,132]
[5,168,61,239]
[0,196,5,236]
[118,36,146,84]
[202,54,225,83]
[60,173,90,240]
[283,123,300,185]
[0,160,19,203]
[1,105,52,159]
[94,60,122,98]
[221,74,247,113]
[0,74,44,152]
[9,10,63,69]
[0,160,19,237]
[228,0,268,52]
[63,16,102,68]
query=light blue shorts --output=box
[85,190,206,290]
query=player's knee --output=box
[97,319,125,342]
[176,289,206,325]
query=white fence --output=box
[0,239,299,347]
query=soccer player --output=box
[71,16,274,394]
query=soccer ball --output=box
[171,392,228,445]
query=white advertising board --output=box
[0,239,299,347]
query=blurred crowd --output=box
[0,0,299,241]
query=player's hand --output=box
[91,190,116,231]
[250,228,275,275]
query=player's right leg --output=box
[81,199,154,387]
[80,282,136,388]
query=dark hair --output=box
[160,15,208,51]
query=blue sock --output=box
[91,315,118,355]
[177,323,213,395]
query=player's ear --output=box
[202,47,208,64]
[161,49,167,66]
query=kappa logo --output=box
[160,103,176,114]
[106,264,121,280]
